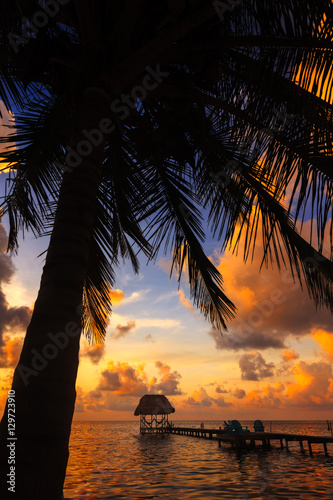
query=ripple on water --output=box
[64,421,333,499]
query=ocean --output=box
[63,420,333,499]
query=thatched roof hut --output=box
[134,394,175,416]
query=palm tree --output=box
[0,1,332,498]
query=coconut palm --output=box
[0,1,332,498]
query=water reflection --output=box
[64,421,333,499]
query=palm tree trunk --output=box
[0,90,108,499]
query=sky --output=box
[0,93,332,423]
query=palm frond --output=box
[144,158,236,330]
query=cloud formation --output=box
[216,385,228,394]
[154,361,182,395]
[182,386,233,408]
[0,224,32,366]
[209,219,332,351]
[178,289,194,312]
[232,388,246,399]
[312,330,333,361]
[237,358,333,412]
[239,351,275,381]
[97,360,182,397]
[0,336,23,368]
[81,342,105,365]
[110,320,136,340]
[121,289,151,304]
[281,349,300,363]
[183,387,213,407]
[109,289,125,306]
[209,328,285,351]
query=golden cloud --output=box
[177,289,194,312]
[209,219,332,351]
[96,360,183,397]
[0,336,23,368]
[110,288,125,306]
[182,386,213,407]
[241,360,333,411]
[312,329,333,361]
[281,349,300,363]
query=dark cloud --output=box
[98,368,122,392]
[215,385,228,394]
[81,343,105,364]
[239,351,275,381]
[209,328,286,352]
[232,388,246,399]
[110,320,136,340]
[184,396,212,407]
[212,397,232,407]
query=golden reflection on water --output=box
[64,421,333,499]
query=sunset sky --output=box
[0,90,332,423]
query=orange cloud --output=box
[98,361,148,396]
[209,218,332,351]
[281,349,300,363]
[241,360,333,411]
[182,386,233,408]
[110,288,125,306]
[245,381,286,409]
[97,360,183,397]
[286,360,333,405]
[0,336,23,368]
[178,289,194,312]
[0,223,35,348]
[183,387,213,407]
[74,387,137,414]
[312,330,333,361]
[74,386,86,412]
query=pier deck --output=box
[161,426,333,455]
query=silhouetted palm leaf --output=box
[0,0,332,344]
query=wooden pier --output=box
[163,426,333,455]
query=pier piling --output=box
[163,426,333,456]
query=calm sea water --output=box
[64,421,333,499]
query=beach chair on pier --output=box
[253,420,265,432]
[224,420,248,435]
